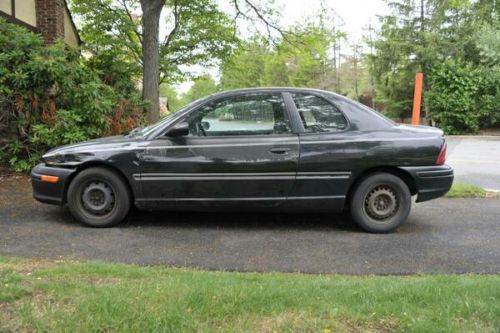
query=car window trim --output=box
[283,92,306,133]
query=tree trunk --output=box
[141,0,164,123]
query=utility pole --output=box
[332,19,337,92]
[352,43,360,100]
[368,20,376,108]
[420,0,429,123]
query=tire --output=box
[67,167,131,227]
[350,173,411,233]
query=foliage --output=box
[1,256,500,332]
[474,22,500,128]
[446,183,487,198]
[0,19,144,172]
[268,24,335,88]
[427,60,482,134]
[180,75,220,106]
[426,18,499,133]
[370,0,499,128]
[219,38,269,89]
[220,22,340,91]
[159,84,183,112]
[69,0,237,85]
[68,0,289,122]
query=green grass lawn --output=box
[446,183,488,198]
[1,256,499,332]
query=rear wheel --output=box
[350,173,411,233]
[67,167,130,227]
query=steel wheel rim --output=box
[364,185,399,221]
[80,180,115,216]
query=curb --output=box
[485,189,500,198]
[445,135,500,139]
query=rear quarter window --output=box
[291,93,348,132]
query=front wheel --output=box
[67,167,131,227]
[350,173,411,233]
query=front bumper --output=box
[401,165,454,202]
[31,163,77,205]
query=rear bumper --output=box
[400,165,454,202]
[31,163,77,205]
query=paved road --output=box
[1,177,499,274]
[447,136,500,190]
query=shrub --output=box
[0,18,145,172]
[427,60,482,134]
[477,68,500,128]
[475,23,500,128]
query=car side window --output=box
[291,93,348,132]
[186,93,291,136]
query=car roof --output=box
[206,87,344,99]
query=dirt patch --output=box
[0,257,60,275]
[257,311,400,333]
[478,128,500,136]
[0,175,37,211]
[0,165,19,177]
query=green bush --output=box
[475,23,500,128]
[477,68,500,128]
[427,22,500,134]
[427,60,483,134]
[0,18,145,172]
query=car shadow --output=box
[49,206,363,232]
[126,210,361,232]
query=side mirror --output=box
[201,121,210,130]
[165,122,189,137]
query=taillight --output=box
[436,143,447,165]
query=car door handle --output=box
[270,148,291,154]
[137,152,155,161]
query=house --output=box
[0,0,81,147]
[0,0,80,46]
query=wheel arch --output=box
[64,161,135,204]
[346,166,417,208]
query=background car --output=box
[31,88,453,233]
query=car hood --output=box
[43,135,143,157]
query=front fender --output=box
[31,163,78,205]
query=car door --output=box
[284,92,352,210]
[137,92,300,208]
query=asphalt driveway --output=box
[447,136,500,190]
[1,176,499,274]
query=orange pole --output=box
[411,72,423,125]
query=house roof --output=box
[63,0,82,45]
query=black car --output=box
[31,88,453,233]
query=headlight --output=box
[43,152,94,166]
[43,154,65,165]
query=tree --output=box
[140,0,164,122]
[180,75,219,105]
[0,18,144,172]
[220,38,269,89]
[159,83,182,112]
[69,0,284,123]
[369,0,476,121]
[220,22,339,91]
[370,0,499,130]
[335,43,371,101]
